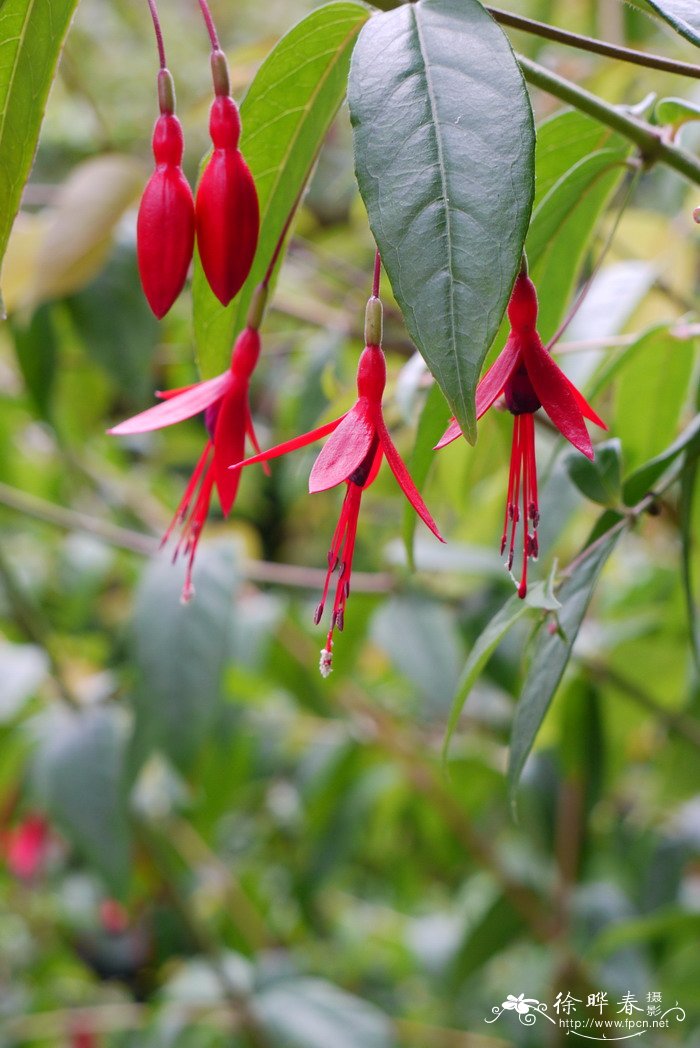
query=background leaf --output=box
[565,438,622,506]
[254,978,394,1048]
[508,527,622,802]
[0,0,79,284]
[194,1,370,377]
[131,544,239,772]
[32,706,130,892]
[348,0,535,443]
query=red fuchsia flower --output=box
[109,289,269,601]
[436,270,606,599]
[137,68,196,319]
[230,274,444,676]
[195,51,259,306]
[4,813,51,880]
[70,1024,98,1048]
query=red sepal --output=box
[108,372,231,435]
[309,400,374,493]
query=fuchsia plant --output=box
[436,267,606,598]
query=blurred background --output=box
[0,0,699,1044]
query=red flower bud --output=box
[195,96,259,306]
[137,112,195,319]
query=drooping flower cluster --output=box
[436,269,605,597]
[110,285,269,603]
[136,0,259,318]
[124,6,606,673]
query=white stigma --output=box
[319,647,333,678]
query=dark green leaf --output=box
[443,581,560,762]
[0,0,79,279]
[508,528,622,802]
[32,706,130,892]
[131,544,239,771]
[349,0,535,443]
[254,978,393,1048]
[194,2,370,377]
[641,0,700,46]
[622,413,700,506]
[565,438,622,506]
[401,382,449,570]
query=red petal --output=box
[476,334,521,418]
[213,382,247,516]
[228,416,346,472]
[309,400,375,493]
[108,372,232,435]
[374,409,445,541]
[558,369,607,430]
[520,337,594,458]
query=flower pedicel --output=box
[230,254,444,676]
[437,266,606,598]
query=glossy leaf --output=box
[641,0,700,46]
[0,0,79,285]
[565,438,622,506]
[32,707,130,892]
[194,2,370,376]
[508,528,622,802]
[131,544,239,772]
[622,413,700,506]
[443,581,560,762]
[349,0,535,443]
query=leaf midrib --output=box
[409,3,466,432]
[0,0,37,179]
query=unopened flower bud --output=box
[196,96,259,306]
[137,109,195,319]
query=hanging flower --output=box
[137,70,195,319]
[195,52,259,306]
[109,309,267,602]
[230,287,444,675]
[436,271,606,598]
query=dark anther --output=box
[313,602,324,625]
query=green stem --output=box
[517,53,700,187]
[489,6,700,80]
